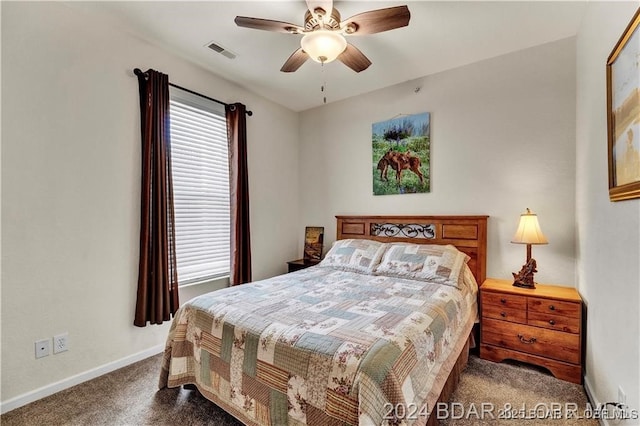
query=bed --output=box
[160,215,488,425]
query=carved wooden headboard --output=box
[336,215,488,284]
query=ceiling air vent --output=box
[207,41,237,60]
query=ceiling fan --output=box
[234,0,410,73]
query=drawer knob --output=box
[517,334,537,344]
[549,319,556,325]
[549,305,556,311]
[500,312,506,317]
[500,298,507,304]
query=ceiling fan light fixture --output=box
[300,30,347,63]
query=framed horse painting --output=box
[372,112,430,196]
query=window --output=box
[169,86,230,285]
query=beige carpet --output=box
[440,357,597,425]
[1,353,596,425]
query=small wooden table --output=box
[286,258,320,273]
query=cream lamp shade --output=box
[301,30,347,64]
[511,208,548,247]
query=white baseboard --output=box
[584,375,607,426]
[0,344,164,415]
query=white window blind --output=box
[169,87,230,285]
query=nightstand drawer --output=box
[528,311,580,334]
[482,318,580,364]
[528,297,581,319]
[482,304,526,324]
[481,292,526,310]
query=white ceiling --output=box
[68,1,587,112]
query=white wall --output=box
[576,2,640,420]
[1,2,299,406]
[0,0,4,407]
[5,0,638,417]
[299,38,577,286]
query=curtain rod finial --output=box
[133,68,148,80]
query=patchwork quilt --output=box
[159,266,478,426]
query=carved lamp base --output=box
[513,277,536,289]
[512,258,538,289]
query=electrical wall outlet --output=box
[53,332,69,354]
[35,339,50,359]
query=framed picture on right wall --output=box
[607,7,640,201]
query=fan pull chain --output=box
[321,62,327,104]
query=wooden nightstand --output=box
[286,258,320,273]
[479,278,583,384]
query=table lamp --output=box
[511,208,548,288]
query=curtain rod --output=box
[133,68,253,116]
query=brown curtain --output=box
[134,68,179,326]
[226,103,252,285]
